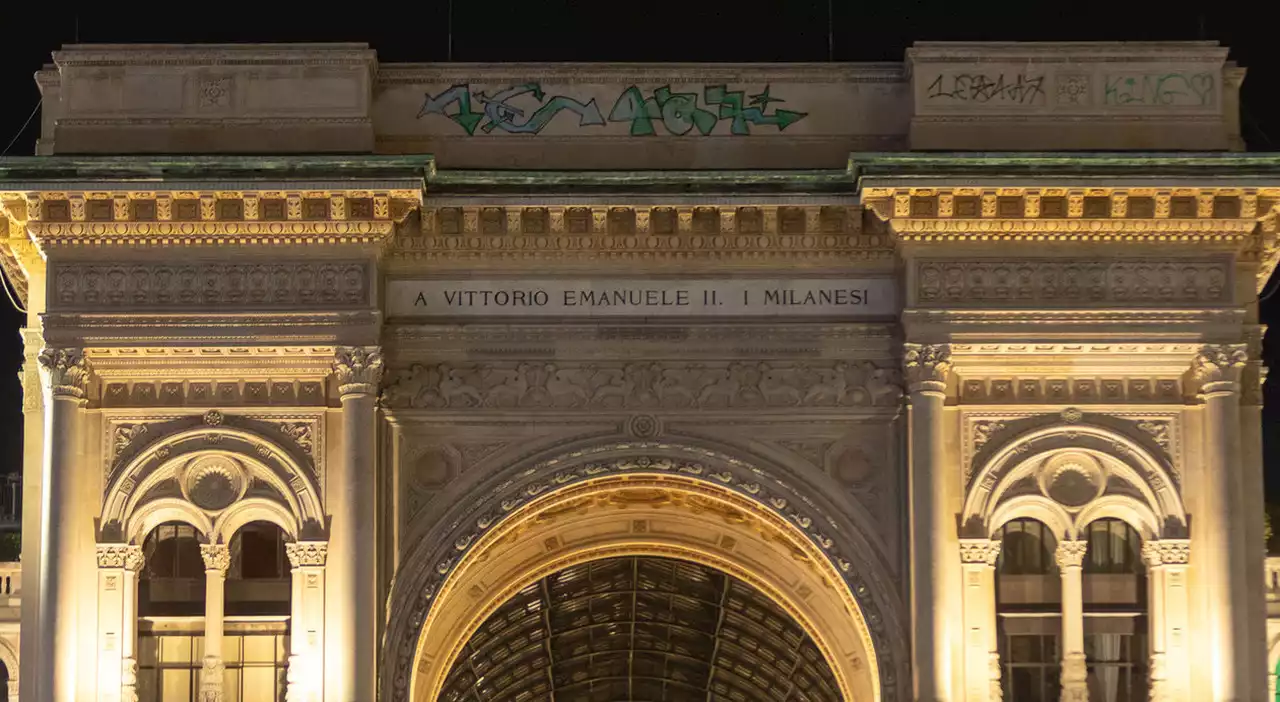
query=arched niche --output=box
[382,441,909,702]
[964,420,1186,541]
[101,421,324,544]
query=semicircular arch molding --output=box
[964,421,1186,541]
[102,423,324,544]
[383,441,909,702]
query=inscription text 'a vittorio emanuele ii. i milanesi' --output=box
[387,279,897,318]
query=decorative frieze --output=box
[382,360,903,410]
[101,379,326,408]
[916,259,1230,305]
[959,540,1001,565]
[51,262,370,310]
[96,544,144,571]
[1142,540,1191,566]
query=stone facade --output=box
[0,40,1276,702]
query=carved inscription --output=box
[916,260,1228,304]
[925,73,1046,105]
[53,262,369,309]
[382,361,903,410]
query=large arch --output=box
[382,441,909,702]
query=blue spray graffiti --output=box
[417,82,807,136]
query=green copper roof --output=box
[427,169,855,195]
[0,155,437,183]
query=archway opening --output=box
[439,555,842,702]
[996,517,1062,702]
[137,521,206,701]
[224,521,291,701]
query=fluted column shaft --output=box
[960,540,1002,702]
[35,348,89,702]
[201,544,230,702]
[905,343,955,702]
[1193,345,1248,701]
[328,348,382,702]
[1057,541,1088,702]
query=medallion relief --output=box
[382,360,902,410]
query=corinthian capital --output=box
[903,343,951,391]
[200,543,230,573]
[38,347,90,399]
[285,541,328,568]
[334,346,384,397]
[1055,540,1088,569]
[1192,343,1248,391]
[959,539,1002,566]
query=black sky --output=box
[0,0,1277,493]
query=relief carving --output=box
[902,344,951,389]
[1192,343,1248,388]
[382,361,902,410]
[916,260,1229,305]
[113,424,150,460]
[38,347,91,399]
[52,262,369,309]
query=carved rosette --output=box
[200,544,230,573]
[285,541,328,568]
[903,343,951,393]
[1055,540,1088,569]
[38,347,90,400]
[334,346,384,398]
[1192,343,1248,394]
[959,539,1001,566]
[96,544,144,571]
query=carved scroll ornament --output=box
[381,360,903,410]
[1192,343,1248,390]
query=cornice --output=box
[862,185,1280,291]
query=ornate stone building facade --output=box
[0,40,1276,702]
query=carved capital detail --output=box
[38,347,90,399]
[1192,343,1247,391]
[1143,539,1190,566]
[1055,540,1088,569]
[903,343,951,391]
[334,346,384,397]
[96,544,144,571]
[200,544,230,573]
[285,541,328,568]
[959,539,1002,566]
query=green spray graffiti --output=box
[417,82,807,136]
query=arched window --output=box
[224,521,291,702]
[996,518,1062,702]
[137,521,206,702]
[1082,518,1148,702]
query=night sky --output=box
[0,1,1278,495]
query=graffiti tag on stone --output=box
[417,82,807,136]
[1102,73,1215,107]
[925,73,1046,104]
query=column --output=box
[904,343,956,702]
[35,348,90,702]
[328,348,382,702]
[1056,541,1088,702]
[200,544,230,702]
[960,540,1002,702]
[1193,345,1247,701]
[95,545,143,702]
[286,542,327,702]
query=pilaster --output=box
[959,540,1001,702]
[95,545,143,702]
[286,542,327,702]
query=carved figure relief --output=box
[916,259,1229,305]
[383,361,902,410]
